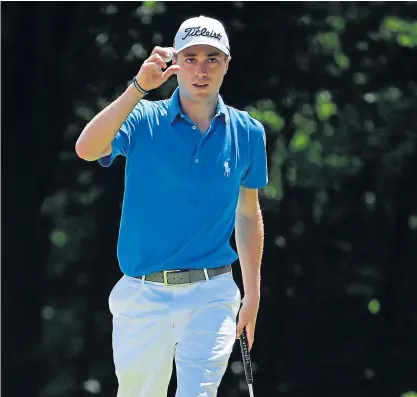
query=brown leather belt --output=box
[135,264,232,285]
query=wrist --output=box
[132,77,150,95]
[126,83,146,102]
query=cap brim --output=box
[175,40,230,56]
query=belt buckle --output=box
[163,270,181,286]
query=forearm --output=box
[235,208,264,299]
[75,84,144,161]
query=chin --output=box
[190,87,216,100]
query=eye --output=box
[208,58,218,63]
[186,58,196,64]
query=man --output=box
[76,15,268,397]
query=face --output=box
[173,44,230,102]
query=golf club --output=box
[239,327,254,397]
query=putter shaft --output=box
[248,383,254,397]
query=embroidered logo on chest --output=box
[224,161,231,177]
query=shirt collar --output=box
[167,87,229,124]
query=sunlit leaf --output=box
[264,185,277,199]
[144,1,157,9]
[316,91,338,121]
[383,16,403,32]
[316,31,341,51]
[368,299,381,314]
[380,16,417,47]
[334,53,350,69]
[326,16,345,32]
[263,110,285,132]
[50,230,68,248]
[246,101,285,133]
[402,392,417,397]
[398,34,415,47]
[290,131,310,152]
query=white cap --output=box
[173,16,230,56]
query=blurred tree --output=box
[3,2,417,397]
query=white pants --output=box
[109,270,242,397]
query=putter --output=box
[239,327,255,397]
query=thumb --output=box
[236,317,245,339]
[162,65,180,81]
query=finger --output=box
[146,53,167,70]
[246,323,255,350]
[161,65,180,81]
[141,62,162,78]
[236,318,246,339]
[150,46,165,55]
[151,46,174,60]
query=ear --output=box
[224,56,231,74]
[172,56,178,65]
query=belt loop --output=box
[203,268,209,281]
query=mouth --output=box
[192,83,209,89]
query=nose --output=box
[195,61,208,77]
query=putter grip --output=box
[239,328,254,384]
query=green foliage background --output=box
[3,2,417,397]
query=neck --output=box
[179,90,218,124]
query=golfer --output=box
[76,15,268,397]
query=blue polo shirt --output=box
[98,87,268,277]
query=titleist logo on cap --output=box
[182,26,222,41]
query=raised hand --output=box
[136,46,180,92]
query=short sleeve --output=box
[241,117,268,189]
[98,101,146,167]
